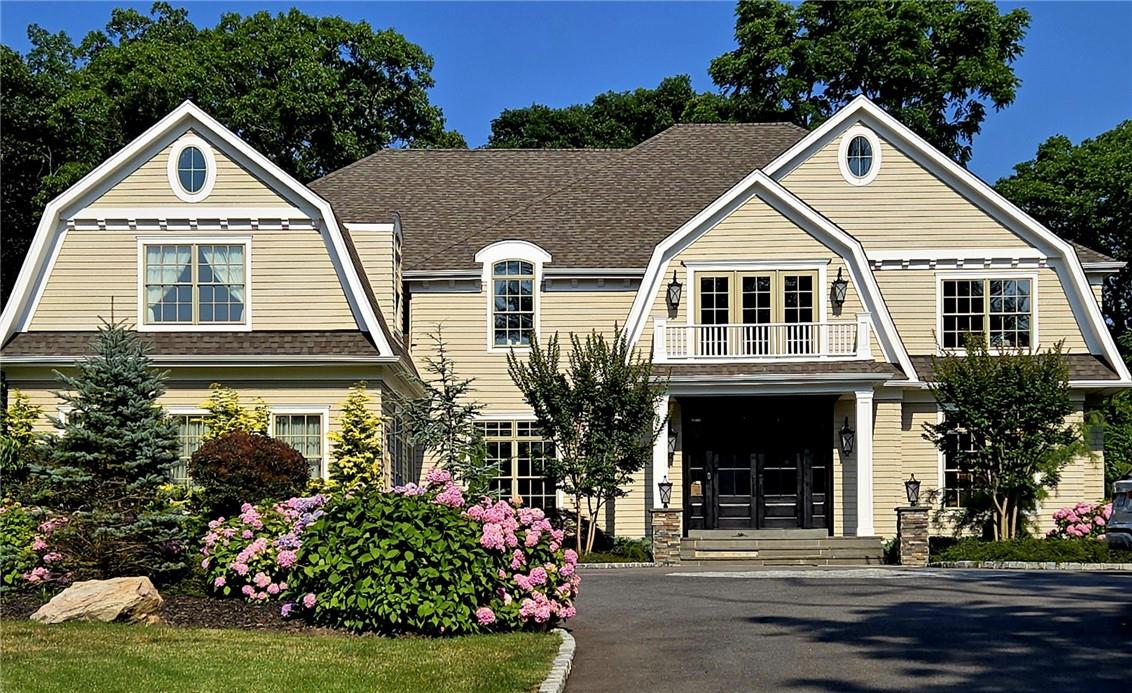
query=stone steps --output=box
[677,533,884,566]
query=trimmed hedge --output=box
[933,537,1132,564]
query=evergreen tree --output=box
[42,322,186,581]
[329,382,384,487]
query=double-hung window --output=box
[143,242,248,326]
[273,413,325,479]
[478,421,556,511]
[941,277,1032,350]
[943,432,976,508]
[171,413,206,483]
[492,261,535,347]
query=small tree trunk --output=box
[574,494,584,556]
[584,500,604,554]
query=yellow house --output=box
[2,98,1128,562]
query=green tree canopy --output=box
[0,2,464,303]
[995,121,1132,344]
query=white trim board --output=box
[763,95,1129,383]
[0,100,395,359]
[623,170,916,381]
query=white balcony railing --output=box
[653,315,872,362]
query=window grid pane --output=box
[144,243,246,325]
[197,245,246,323]
[145,244,194,323]
[988,279,1031,348]
[492,261,535,347]
[274,414,324,478]
[171,414,205,483]
[478,420,555,511]
[944,432,975,508]
[941,280,986,349]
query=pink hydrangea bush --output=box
[1048,501,1112,540]
[201,495,326,601]
[18,513,72,587]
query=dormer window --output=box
[138,237,251,331]
[493,260,535,347]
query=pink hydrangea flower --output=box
[214,576,226,588]
[241,585,255,597]
[475,607,496,625]
[426,468,452,486]
[24,566,51,583]
[302,593,317,609]
[42,552,63,564]
[277,550,297,569]
[267,583,280,595]
[280,602,294,618]
[254,572,271,588]
[232,562,250,576]
[31,537,48,552]
[434,483,466,508]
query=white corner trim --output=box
[764,95,1130,383]
[166,134,217,203]
[623,170,916,381]
[475,240,552,354]
[0,100,396,359]
[837,124,882,186]
[134,236,253,332]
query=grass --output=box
[0,621,560,693]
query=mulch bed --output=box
[1,591,334,635]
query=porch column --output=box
[855,388,876,536]
[651,392,671,511]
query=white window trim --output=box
[935,270,1039,355]
[474,240,552,354]
[476,412,564,509]
[683,260,831,327]
[136,236,253,332]
[167,134,218,203]
[270,406,331,480]
[837,124,882,187]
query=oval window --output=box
[846,135,873,178]
[177,146,208,193]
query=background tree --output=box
[995,121,1131,344]
[924,339,1082,540]
[328,382,384,487]
[0,2,464,303]
[38,322,186,581]
[507,329,665,554]
[1101,333,1132,486]
[404,328,494,496]
[200,383,268,440]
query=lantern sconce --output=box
[667,424,678,456]
[905,474,922,507]
[839,416,855,456]
[831,267,849,312]
[658,476,674,509]
[666,270,683,311]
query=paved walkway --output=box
[566,565,1131,692]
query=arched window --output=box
[492,260,535,346]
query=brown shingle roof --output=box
[908,354,1121,382]
[2,331,382,358]
[1070,241,1120,266]
[309,123,808,271]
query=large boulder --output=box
[31,577,164,625]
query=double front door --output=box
[683,397,832,532]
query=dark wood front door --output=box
[684,397,833,533]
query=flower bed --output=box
[1047,501,1111,540]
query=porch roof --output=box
[1,330,384,360]
[908,354,1123,383]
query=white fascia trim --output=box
[344,222,395,233]
[866,248,1046,263]
[0,355,398,366]
[667,372,892,384]
[1082,261,1126,273]
[474,240,552,354]
[624,170,917,381]
[476,411,538,421]
[72,206,307,221]
[764,95,1129,383]
[167,406,208,416]
[0,100,395,359]
[135,236,253,332]
[404,269,481,279]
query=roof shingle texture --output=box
[310,123,809,271]
[908,354,1120,382]
[2,331,381,357]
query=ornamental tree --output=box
[923,338,1083,540]
[328,382,384,487]
[38,321,186,581]
[200,383,268,440]
[404,328,494,497]
[508,328,666,554]
[0,389,43,480]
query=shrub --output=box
[201,495,327,601]
[0,500,39,591]
[200,384,269,440]
[328,382,383,487]
[287,470,579,634]
[933,537,1132,564]
[189,431,310,516]
[0,390,42,483]
[1047,501,1111,539]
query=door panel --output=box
[714,451,755,530]
[697,275,731,356]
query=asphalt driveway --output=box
[565,566,1131,692]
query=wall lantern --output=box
[658,476,674,509]
[667,425,678,456]
[666,270,683,310]
[831,267,849,310]
[839,417,855,456]
[905,473,922,507]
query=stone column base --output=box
[896,506,930,567]
[650,508,684,565]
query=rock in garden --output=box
[30,577,164,625]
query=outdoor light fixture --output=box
[905,473,922,506]
[667,425,678,456]
[666,270,683,310]
[839,417,855,456]
[658,476,674,509]
[831,267,849,310]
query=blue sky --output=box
[2,1,1129,183]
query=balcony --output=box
[653,315,872,362]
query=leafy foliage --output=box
[507,328,665,554]
[328,382,383,487]
[996,121,1132,342]
[1047,501,1111,540]
[933,537,1132,564]
[200,383,268,440]
[404,328,493,496]
[924,338,1081,540]
[35,321,186,582]
[0,2,464,302]
[0,500,39,592]
[0,389,43,481]
[188,431,310,517]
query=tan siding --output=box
[88,132,290,208]
[351,232,395,332]
[1037,403,1105,534]
[1091,282,1104,309]
[28,228,357,331]
[833,398,855,536]
[781,130,1026,248]
[872,399,903,538]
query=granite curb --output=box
[538,628,576,693]
[577,562,658,570]
[931,560,1132,571]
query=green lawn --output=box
[0,621,559,693]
